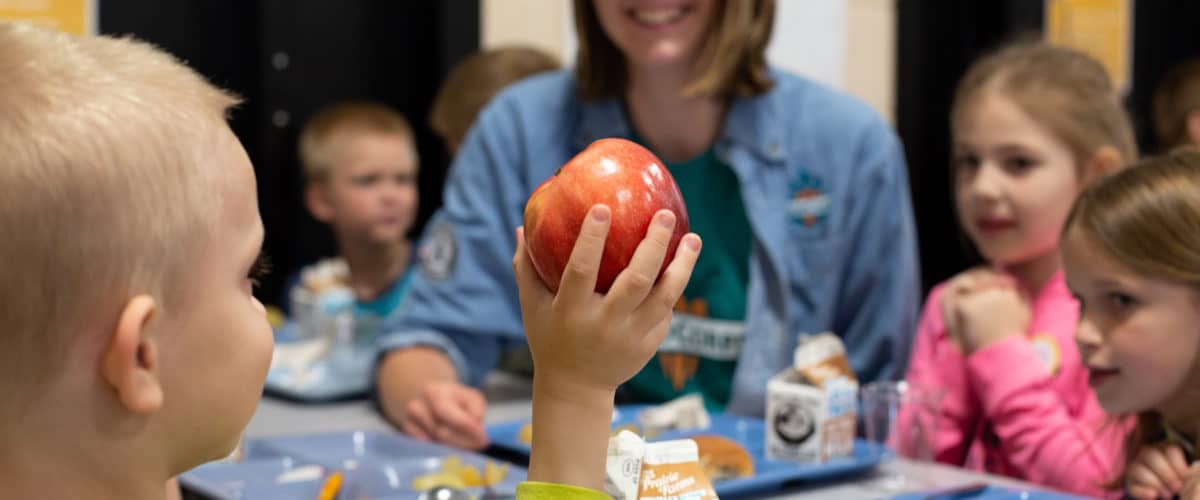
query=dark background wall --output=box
[96,1,1200,305]
[99,0,479,306]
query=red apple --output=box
[523,138,690,293]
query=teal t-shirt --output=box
[355,268,414,318]
[625,140,753,411]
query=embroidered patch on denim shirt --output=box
[788,172,830,230]
[419,223,456,281]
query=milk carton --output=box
[764,333,858,464]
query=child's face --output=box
[321,132,418,245]
[157,129,273,465]
[954,93,1081,266]
[592,0,716,72]
[1064,229,1200,416]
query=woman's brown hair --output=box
[951,41,1138,170]
[573,0,775,100]
[1064,147,1200,488]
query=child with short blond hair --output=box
[0,21,273,499]
[289,101,419,324]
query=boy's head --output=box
[299,102,419,248]
[429,46,558,152]
[0,21,272,480]
[1153,59,1200,150]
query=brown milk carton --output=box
[638,439,718,500]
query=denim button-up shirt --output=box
[379,69,919,416]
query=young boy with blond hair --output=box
[0,21,273,499]
[289,102,419,324]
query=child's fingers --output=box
[435,423,489,451]
[556,204,611,305]
[605,210,678,314]
[401,419,433,442]
[456,385,488,422]
[1126,485,1159,500]
[1182,476,1200,500]
[1144,448,1185,490]
[428,388,485,437]
[512,227,551,318]
[630,232,700,335]
[425,385,488,450]
[1129,463,1171,498]
[940,303,958,337]
[402,399,437,440]
[1167,445,1191,477]
[940,274,975,333]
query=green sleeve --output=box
[516,481,611,499]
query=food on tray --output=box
[638,393,710,438]
[289,258,356,336]
[409,455,510,491]
[315,471,343,500]
[483,461,508,487]
[690,434,755,482]
[612,423,641,437]
[792,332,856,387]
[517,421,533,444]
[299,258,350,294]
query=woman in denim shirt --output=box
[375,0,920,451]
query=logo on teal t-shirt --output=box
[624,140,752,412]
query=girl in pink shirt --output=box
[901,42,1137,497]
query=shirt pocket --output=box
[784,234,844,318]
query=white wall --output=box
[481,0,896,122]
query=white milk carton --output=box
[764,333,858,464]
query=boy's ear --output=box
[1083,146,1123,184]
[1187,111,1200,147]
[304,182,335,223]
[101,295,163,415]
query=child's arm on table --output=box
[897,271,1002,465]
[512,205,701,493]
